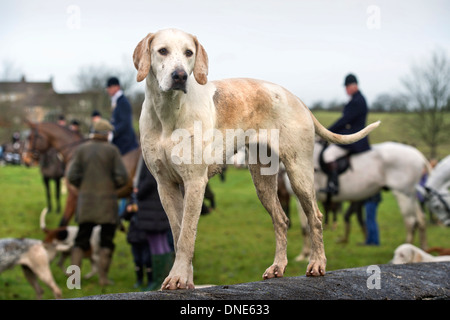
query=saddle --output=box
[318,142,353,197]
[318,142,352,176]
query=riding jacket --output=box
[328,91,371,153]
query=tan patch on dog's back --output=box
[212,78,279,130]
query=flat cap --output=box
[93,118,113,133]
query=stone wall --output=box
[77,261,449,300]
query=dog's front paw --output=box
[306,257,326,277]
[161,274,195,290]
[262,263,286,280]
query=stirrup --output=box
[319,184,339,195]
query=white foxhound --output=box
[133,28,379,290]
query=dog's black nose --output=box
[171,69,188,84]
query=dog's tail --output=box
[309,110,380,144]
[40,207,49,232]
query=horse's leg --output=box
[332,202,340,230]
[355,201,367,241]
[55,178,61,213]
[392,190,427,249]
[415,200,428,249]
[323,202,330,227]
[204,183,216,210]
[336,202,353,243]
[43,176,52,212]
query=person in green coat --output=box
[67,118,128,286]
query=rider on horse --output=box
[321,74,371,195]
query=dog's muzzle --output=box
[171,69,188,93]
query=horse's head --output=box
[416,184,450,226]
[416,156,450,227]
[22,121,50,166]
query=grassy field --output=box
[0,163,448,300]
[0,111,449,300]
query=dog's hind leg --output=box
[283,156,327,276]
[249,163,289,279]
[28,245,62,299]
[21,265,44,299]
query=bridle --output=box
[25,126,47,160]
[424,186,450,216]
[24,125,85,162]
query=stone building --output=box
[0,76,108,141]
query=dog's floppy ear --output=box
[133,33,155,82]
[411,247,423,262]
[193,36,209,85]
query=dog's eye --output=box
[185,50,193,57]
[158,48,168,56]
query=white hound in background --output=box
[392,243,450,264]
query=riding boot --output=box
[320,161,339,195]
[133,265,144,289]
[343,221,351,243]
[142,267,154,291]
[98,247,114,286]
[336,222,350,244]
[148,253,174,291]
[71,246,84,269]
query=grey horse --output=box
[284,141,430,261]
[416,155,450,226]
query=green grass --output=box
[0,165,448,300]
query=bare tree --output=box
[0,59,22,81]
[72,59,143,123]
[74,64,111,92]
[73,56,139,93]
[402,49,450,158]
[371,93,408,112]
[0,60,24,142]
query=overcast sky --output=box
[1,0,449,106]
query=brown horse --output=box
[23,121,140,226]
[39,148,65,213]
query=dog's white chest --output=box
[140,129,182,183]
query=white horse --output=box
[416,155,450,226]
[284,141,430,261]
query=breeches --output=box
[323,144,349,163]
[75,222,116,251]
